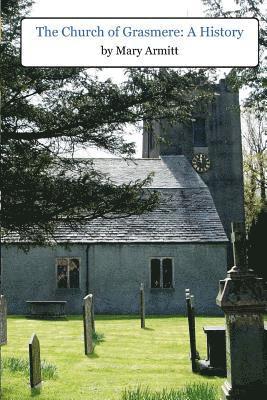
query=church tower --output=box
[143,78,245,264]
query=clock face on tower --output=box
[192,153,211,173]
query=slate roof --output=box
[86,155,206,188]
[3,156,228,244]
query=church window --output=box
[151,259,161,288]
[56,258,80,288]
[150,258,173,288]
[193,118,207,147]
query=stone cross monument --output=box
[217,222,267,400]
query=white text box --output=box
[21,18,259,67]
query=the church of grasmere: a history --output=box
[2,79,244,315]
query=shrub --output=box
[122,383,218,400]
[2,357,58,379]
[93,331,105,344]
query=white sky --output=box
[30,0,240,18]
[31,0,206,18]
[29,0,245,157]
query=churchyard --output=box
[1,315,224,400]
[1,227,267,400]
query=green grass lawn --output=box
[1,315,225,400]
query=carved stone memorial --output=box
[83,294,93,355]
[217,222,267,400]
[29,333,42,388]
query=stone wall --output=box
[2,242,227,315]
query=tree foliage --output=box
[203,0,266,232]
[243,110,266,228]
[1,0,215,243]
[202,0,266,110]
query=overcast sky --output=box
[30,0,207,18]
[28,0,241,158]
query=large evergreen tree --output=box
[1,0,214,243]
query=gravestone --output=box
[217,222,267,399]
[185,289,197,372]
[185,289,226,376]
[83,294,93,355]
[29,333,42,388]
[0,295,7,394]
[140,283,145,329]
[0,296,7,346]
[91,295,95,333]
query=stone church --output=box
[2,79,244,315]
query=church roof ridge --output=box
[71,155,186,161]
[74,155,206,189]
